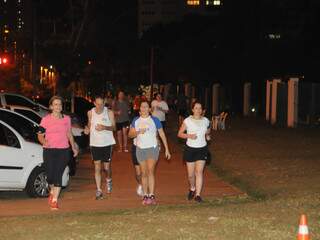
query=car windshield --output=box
[0,110,39,143]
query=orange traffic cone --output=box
[297,214,309,240]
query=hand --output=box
[206,134,211,141]
[188,134,197,140]
[84,126,90,135]
[95,124,105,131]
[72,146,79,157]
[138,128,146,134]
[43,139,50,147]
[165,149,171,160]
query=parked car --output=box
[0,120,70,197]
[0,107,83,176]
[0,93,49,117]
[4,105,42,124]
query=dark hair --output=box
[191,101,203,110]
[139,100,150,108]
[49,95,64,106]
[94,94,105,101]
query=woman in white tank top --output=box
[178,101,211,203]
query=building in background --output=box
[138,0,223,37]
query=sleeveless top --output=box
[90,107,116,147]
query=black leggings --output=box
[43,148,69,187]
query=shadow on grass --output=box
[209,164,267,201]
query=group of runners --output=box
[38,91,211,210]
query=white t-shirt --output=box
[90,107,116,147]
[151,100,169,121]
[184,116,210,148]
[131,116,162,149]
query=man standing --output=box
[151,93,169,129]
[85,95,116,200]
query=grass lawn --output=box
[1,118,319,240]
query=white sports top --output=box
[90,107,116,147]
[184,116,210,148]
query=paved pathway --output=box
[0,116,243,217]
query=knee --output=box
[195,170,203,177]
[94,166,101,174]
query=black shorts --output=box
[183,146,209,163]
[161,121,166,130]
[116,121,129,131]
[131,144,139,166]
[43,148,69,187]
[90,145,113,162]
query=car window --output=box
[0,123,21,148]
[0,110,39,143]
[14,109,41,124]
[5,94,35,108]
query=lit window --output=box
[205,0,222,6]
[268,34,281,39]
[187,0,200,6]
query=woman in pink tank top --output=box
[37,96,78,210]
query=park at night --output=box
[0,1,320,239]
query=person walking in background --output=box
[133,94,141,117]
[113,91,130,152]
[151,93,169,130]
[129,100,171,205]
[37,96,78,210]
[84,95,116,199]
[178,101,211,203]
[175,92,188,127]
[105,91,114,109]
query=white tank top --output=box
[90,107,116,147]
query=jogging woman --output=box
[38,96,78,210]
[178,101,211,203]
[129,100,171,205]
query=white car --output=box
[4,105,42,124]
[0,93,49,117]
[0,110,69,197]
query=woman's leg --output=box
[117,130,123,151]
[194,160,206,196]
[146,159,157,195]
[122,126,128,151]
[186,162,196,191]
[135,165,142,184]
[139,161,148,195]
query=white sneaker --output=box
[136,184,144,197]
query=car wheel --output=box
[25,167,49,198]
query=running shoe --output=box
[106,179,112,194]
[142,195,150,205]
[194,195,203,203]
[50,200,59,210]
[95,190,103,200]
[136,184,144,197]
[149,195,157,205]
[187,190,195,200]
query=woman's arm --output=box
[158,128,171,160]
[37,133,47,146]
[67,129,78,157]
[177,123,197,140]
